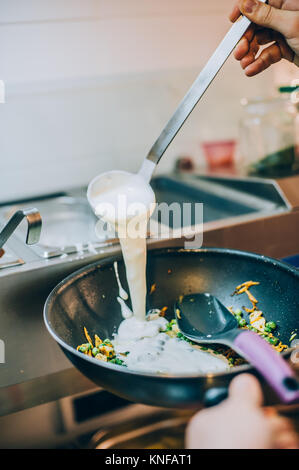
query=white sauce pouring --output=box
[113,261,129,301]
[88,169,229,374]
[88,171,155,320]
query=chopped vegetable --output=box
[84,327,94,349]
[176,308,181,319]
[77,280,289,368]
[149,283,156,294]
[77,343,91,353]
[290,332,297,342]
[95,334,102,348]
[159,306,168,317]
[95,353,108,362]
[99,344,115,358]
[92,347,100,357]
[265,321,277,330]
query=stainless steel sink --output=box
[0,196,104,259]
[151,173,289,228]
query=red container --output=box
[201,140,236,169]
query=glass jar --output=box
[239,95,297,177]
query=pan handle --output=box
[234,330,299,404]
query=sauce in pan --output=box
[113,313,229,374]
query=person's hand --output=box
[229,0,299,76]
[185,374,299,449]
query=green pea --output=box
[234,309,242,315]
[266,321,277,330]
[264,326,272,333]
[265,336,273,344]
[79,343,91,353]
[110,357,124,365]
[238,318,247,327]
[115,358,124,365]
[177,332,183,338]
[269,337,279,346]
[92,347,99,357]
[103,339,112,345]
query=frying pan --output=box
[44,247,299,408]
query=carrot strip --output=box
[84,327,94,349]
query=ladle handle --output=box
[144,1,268,171]
[234,330,299,404]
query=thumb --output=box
[239,0,294,38]
[228,373,264,407]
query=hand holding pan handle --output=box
[234,330,299,404]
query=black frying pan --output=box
[44,247,299,408]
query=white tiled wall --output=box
[0,0,293,202]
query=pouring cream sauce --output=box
[88,171,155,321]
[88,170,229,374]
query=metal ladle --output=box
[139,1,267,182]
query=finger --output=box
[235,37,251,60]
[267,414,295,434]
[274,431,299,449]
[234,25,256,60]
[238,0,297,39]
[241,50,258,69]
[244,41,283,76]
[240,38,260,68]
[229,4,241,23]
[276,35,295,62]
[265,412,299,449]
[228,373,264,406]
[244,24,255,40]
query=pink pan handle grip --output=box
[234,330,299,404]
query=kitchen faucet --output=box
[0,208,42,257]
